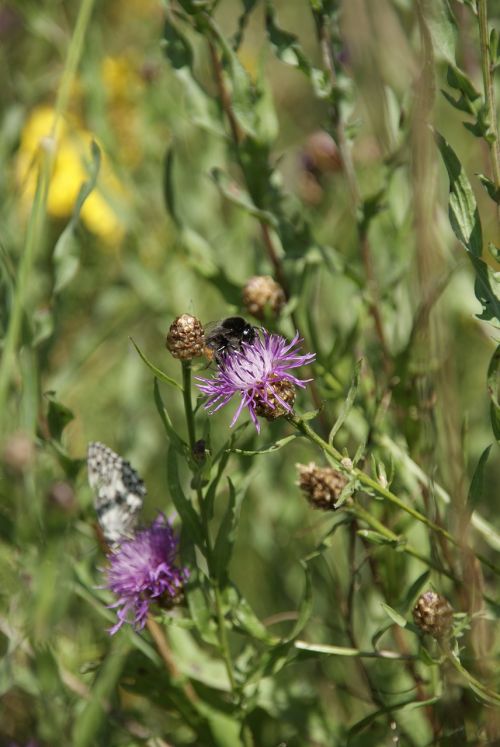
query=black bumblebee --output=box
[204,316,257,364]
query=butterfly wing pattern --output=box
[87,441,146,544]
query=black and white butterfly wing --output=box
[87,441,146,544]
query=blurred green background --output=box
[1,0,499,744]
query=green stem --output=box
[294,640,417,660]
[181,360,196,451]
[350,503,455,581]
[288,414,500,578]
[180,359,238,696]
[444,648,500,705]
[0,0,97,423]
[477,0,500,192]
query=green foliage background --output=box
[0,0,500,745]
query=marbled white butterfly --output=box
[87,441,146,544]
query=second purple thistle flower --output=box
[196,329,316,433]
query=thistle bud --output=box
[413,591,453,639]
[254,379,296,420]
[296,462,348,510]
[166,314,204,360]
[242,275,286,320]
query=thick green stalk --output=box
[0,0,97,422]
[181,361,196,451]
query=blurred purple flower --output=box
[196,330,315,433]
[104,514,188,634]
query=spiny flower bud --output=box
[296,462,348,510]
[166,314,204,359]
[254,379,296,421]
[242,275,286,320]
[413,591,453,639]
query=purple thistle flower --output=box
[104,514,188,634]
[196,330,315,433]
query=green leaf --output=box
[228,434,297,455]
[206,15,259,139]
[328,359,362,444]
[130,337,183,391]
[446,64,480,101]
[163,145,179,227]
[422,0,457,63]
[153,379,188,453]
[357,529,399,547]
[72,635,130,747]
[210,167,277,226]
[487,345,500,441]
[45,393,74,442]
[468,445,492,511]
[53,141,101,293]
[478,173,500,204]
[402,571,431,612]
[203,710,245,747]
[167,446,204,548]
[282,561,313,643]
[181,539,219,647]
[436,132,482,256]
[381,602,408,628]
[229,587,279,644]
[265,4,330,99]
[232,0,259,50]
[163,16,193,70]
[348,695,440,739]
[436,132,500,322]
[213,479,240,582]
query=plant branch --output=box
[288,413,500,579]
[477,0,500,194]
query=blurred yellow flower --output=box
[16,105,127,244]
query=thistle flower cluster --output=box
[104,514,188,634]
[196,329,315,432]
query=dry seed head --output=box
[166,314,204,359]
[413,591,453,639]
[254,379,295,420]
[242,275,286,320]
[297,462,348,510]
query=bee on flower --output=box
[196,327,315,433]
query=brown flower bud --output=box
[254,379,295,420]
[296,462,348,510]
[166,314,204,359]
[413,591,453,639]
[304,131,342,175]
[242,275,286,320]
